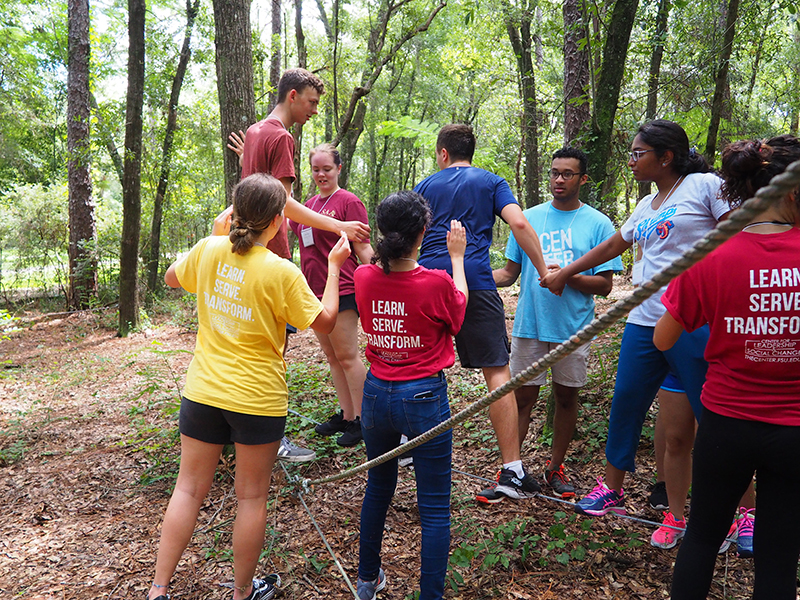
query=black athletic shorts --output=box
[454,289,510,369]
[339,293,358,314]
[179,396,286,445]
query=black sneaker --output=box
[337,416,363,447]
[543,462,576,499]
[315,410,348,436]
[244,574,281,600]
[648,481,669,510]
[476,468,541,504]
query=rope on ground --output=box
[300,159,800,493]
[279,462,359,598]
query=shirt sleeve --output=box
[493,176,519,217]
[174,237,210,294]
[661,268,707,333]
[269,132,296,182]
[344,194,369,224]
[505,230,522,263]
[439,275,467,336]
[704,174,729,220]
[282,268,324,330]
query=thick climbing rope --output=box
[301,159,800,492]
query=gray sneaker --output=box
[245,574,281,600]
[356,568,386,600]
[277,436,316,463]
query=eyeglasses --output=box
[548,170,584,181]
[629,149,655,163]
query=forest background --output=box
[1,0,799,327]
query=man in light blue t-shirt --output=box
[493,147,622,499]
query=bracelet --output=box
[152,583,167,589]
[328,273,339,278]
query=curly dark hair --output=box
[720,135,800,208]
[372,191,432,274]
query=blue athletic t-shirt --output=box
[506,202,622,342]
[415,166,518,291]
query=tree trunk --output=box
[292,0,306,202]
[704,0,739,164]
[563,0,590,145]
[146,0,199,298]
[332,0,446,180]
[268,0,281,109]
[506,2,540,208]
[67,0,97,310]
[213,0,257,203]
[583,0,640,219]
[118,0,146,335]
[638,0,671,199]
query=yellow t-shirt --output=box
[176,236,323,416]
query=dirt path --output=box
[0,291,756,599]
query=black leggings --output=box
[671,408,800,600]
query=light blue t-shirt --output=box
[506,202,622,342]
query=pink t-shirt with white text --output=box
[354,264,466,380]
[662,228,800,425]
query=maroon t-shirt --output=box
[242,118,295,259]
[662,228,800,425]
[354,264,467,380]
[289,189,368,298]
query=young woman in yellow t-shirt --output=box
[147,173,351,600]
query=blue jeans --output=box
[358,371,452,600]
[605,322,710,472]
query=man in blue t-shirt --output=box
[415,124,549,504]
[493,147,622,499]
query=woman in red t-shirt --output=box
[353,191,467,600]
[656,135,800,600]
[289,144,374,447]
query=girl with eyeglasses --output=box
[542,120,730,548]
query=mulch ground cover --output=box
[0,284,756,599]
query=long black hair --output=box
[372,191,431,274]
[636,120,710,176]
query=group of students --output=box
[144,67,800,600]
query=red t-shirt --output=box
[354,264,467,380]
[241,118,296,259]
[288,189,368,297]
[662,228,800,425]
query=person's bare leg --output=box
[550,383,580,468]
[149,435,223,600]
[231,440,280,600]
[326,310,366,419]
[654,400,666,484]
[659,390,696,521]
[483,365,521,464]
[314,329,355,421]
[515,384,541,448]
[604,463,627,493]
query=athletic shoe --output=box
[315,410,348,436]
[356,568,386,600]
[574,477,626,516]
[650,512,686,549]
[245,574,281,600]
[277,437,316,462]
[648,480,669,511]
[337,416,363,447]
[736,507,755,558]
[543,462,576,498]
[718,520,738,554]
[476,468,541,504]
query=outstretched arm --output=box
[447,220,469,303]
[500,203,548,278]
[542,231,629,295]
[566,270,614,296]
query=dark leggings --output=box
[671,408,800,600]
